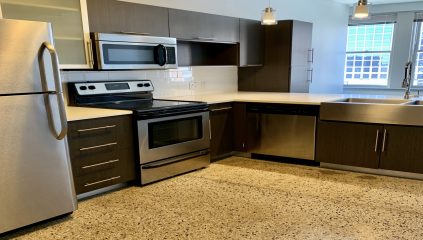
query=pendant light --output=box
[261,0,277,25]
[353,0,370,19]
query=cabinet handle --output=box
[80,142,117,151]
[84,176,121,187]
[82,159,119,169]
[374,129,380,152]
[118,31,151,36]
[382,129,387,153]
[208,119,212,140]
[193,37,217,41]
[243,64,263,67]
[307,69,313,83]
[210,107,233,112]
[77,125,116,132]
[87,40,94,67]
[308,48,314,63]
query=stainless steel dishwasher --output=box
[246,104,318,160]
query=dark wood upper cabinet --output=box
[239,19,264,67]
[316,121,382,169]
[177,41,238,66]
[86,0,170,37]
[238,20,313,93]
[169,9,239,43]
[379,125,423,174]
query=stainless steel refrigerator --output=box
[0,19,76,234]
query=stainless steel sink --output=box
[404,100,423,105]
[334,98,413,105]
[320,98,423,126]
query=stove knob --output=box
[137,83,144,87]
[88,85,96,90]
[79,86,87,91]
[144,83,151,87]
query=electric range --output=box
[68,80,210,185]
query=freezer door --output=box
[0,19,55,95]
[0,94,76,234]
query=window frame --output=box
[344,22,396,87]
[413,21,423,87]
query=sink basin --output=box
[405,100,423,105]
[335,98,413,105]
[320,98,423,126]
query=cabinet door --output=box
[233,103,248,152]
[316,121,382,168]
[291,20,313,67]
[87,0,169,37]
[169,9,239,43]
[209,103,234,161]
[239,19,263,67]
[379,125,423,174]
[0,0,92,69]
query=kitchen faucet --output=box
[402,61,414,99]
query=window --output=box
[344,23,395,86]
[413,22,423,87]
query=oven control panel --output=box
[74,80,154,95]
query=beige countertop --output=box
[159,92,350,105]
[66,106,132,122]
[66,92,408,121]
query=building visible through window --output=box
[344,23,395,86]
[414,22,423,87]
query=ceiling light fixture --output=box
[261,0,277,25]
[353,0,370,19]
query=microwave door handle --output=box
[164,45,168,65]
[38,42,68,140]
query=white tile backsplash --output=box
[62,66,237,98]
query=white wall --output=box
[120,0,350,93]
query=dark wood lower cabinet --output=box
[232,103,248,152]
[379,125,423,174]
[316,121,382,169]
[68,115,137,194]
[209,103,234,161]
[317,121,423,174]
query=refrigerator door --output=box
[0,19,55,95]
[0,94,77,234]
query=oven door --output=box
[137,111,210,164]
[95,41,177,70]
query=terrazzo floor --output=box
[3,157,423,240]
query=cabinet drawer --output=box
[71,144,119,175]
[69,118,121,146]
[74,168,124,194]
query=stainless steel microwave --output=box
[91,33,178,70]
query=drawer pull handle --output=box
[84,176,121,187]
[77,125,116,132]
[80,142,117,151]
[82,159,119,169]
[210,107,233,112]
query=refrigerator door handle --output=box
[38,42,68,140]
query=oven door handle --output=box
[142,150,209,169]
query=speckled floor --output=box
[3,157,423,240]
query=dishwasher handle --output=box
[246,104,319,116]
